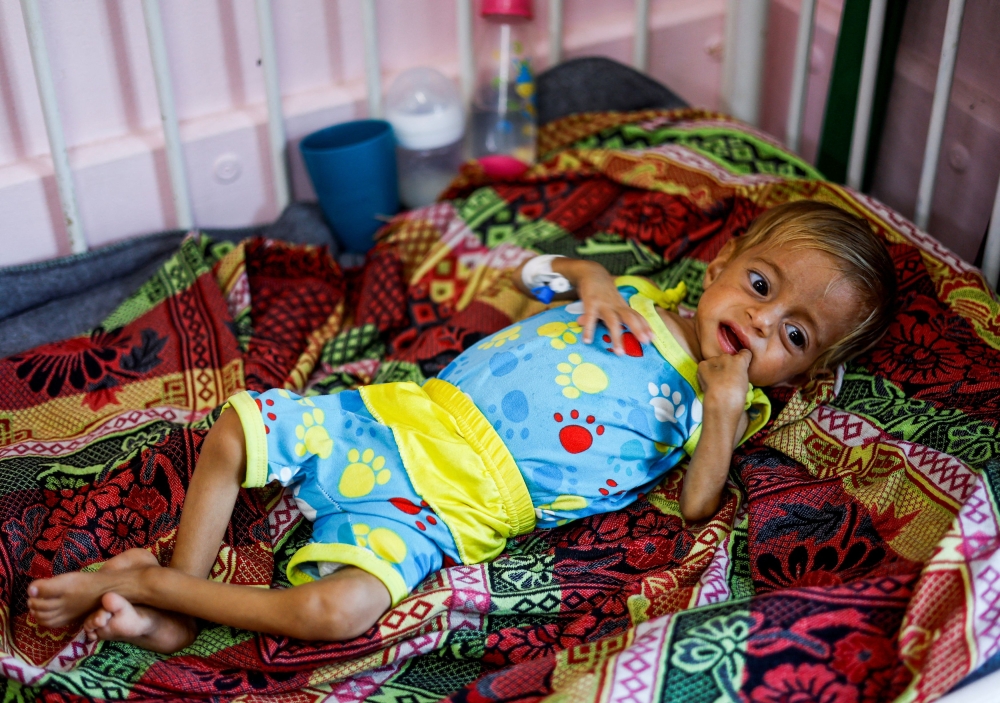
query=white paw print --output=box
[269,465,301,486]
[648,382,687,424]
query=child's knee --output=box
[293,571,391,641]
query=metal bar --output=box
[361,0,382,118]
[457,0,474,105]
[254,0,290,211]
[549,0,564,66]
[141,0,193,229]
[723,0,769,126]
[981,172,1000,291]
[914,0,966,230]
[846,0,887,190]
[785,0,817,154]
[720,0,738,113]
[19,0,86,253]
[632,0,650,71]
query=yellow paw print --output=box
[537,321,582,349]
[339,448,390,498]
[294,409,333,459]
[556,353,609,399]
[353,524,407,563]
[478,325,522,349]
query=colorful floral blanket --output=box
[1,110,998,703]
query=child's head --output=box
[694,200,896,387]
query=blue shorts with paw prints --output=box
[226,388,460,606]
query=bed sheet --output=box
[0,109,998,702]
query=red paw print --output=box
[554,409,604,454]
[389,497,439,531]
[602,332,643,357]
[599,478,622,496]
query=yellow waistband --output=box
[422,378,536,537]
[359,380,535,565]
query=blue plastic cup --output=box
[300,120,399,252]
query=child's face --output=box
[695,240,863,387]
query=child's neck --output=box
[656,308,703,363]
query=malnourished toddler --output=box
[28,200,896,652]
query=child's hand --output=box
[572,261,653,354]
[512,256,653,354]
[697,349,752,417]
[682,350,752,522]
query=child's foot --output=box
[28,548,158,628]
[82,593,197,654]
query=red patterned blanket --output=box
[1,110,998,702]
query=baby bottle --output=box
[385,67,466,209]
[470,0,538,166]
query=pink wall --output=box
[1,0,849,267]
[869,0,1000,264]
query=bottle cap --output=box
[477,155,530,178]
[481,0,533,19]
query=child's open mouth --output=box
[718,323,746,354]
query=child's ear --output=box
[703,240,738,288]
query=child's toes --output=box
[96,593,151,640]
[27,598,56,612]
[27,579,57,599]
[83,609,111,633]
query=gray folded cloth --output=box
[536,56,688,126]
[0,203,337,358]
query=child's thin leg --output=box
[38,560,389,642]
[29,409,247,630]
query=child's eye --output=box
[749,271,769,296]
[786,324,806,348]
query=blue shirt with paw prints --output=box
[436,281,739,528]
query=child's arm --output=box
[679,350,752,522]
[513,256,653,355]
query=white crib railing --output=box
[255,0,291,211]
[913,0,965,230]
[16,0,1000,290]
[19,0,84,254]
[548,0,564,67]
[846,0,887,191]
[784,0,817,155]
[142,0,193,229]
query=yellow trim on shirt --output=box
[286,542,409,607]
[615,276,687,311]
[224,391,269,489]
[614,278,771,455]
[683,425,703,457]
[681,391,769,457]
[626,290,701,391]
